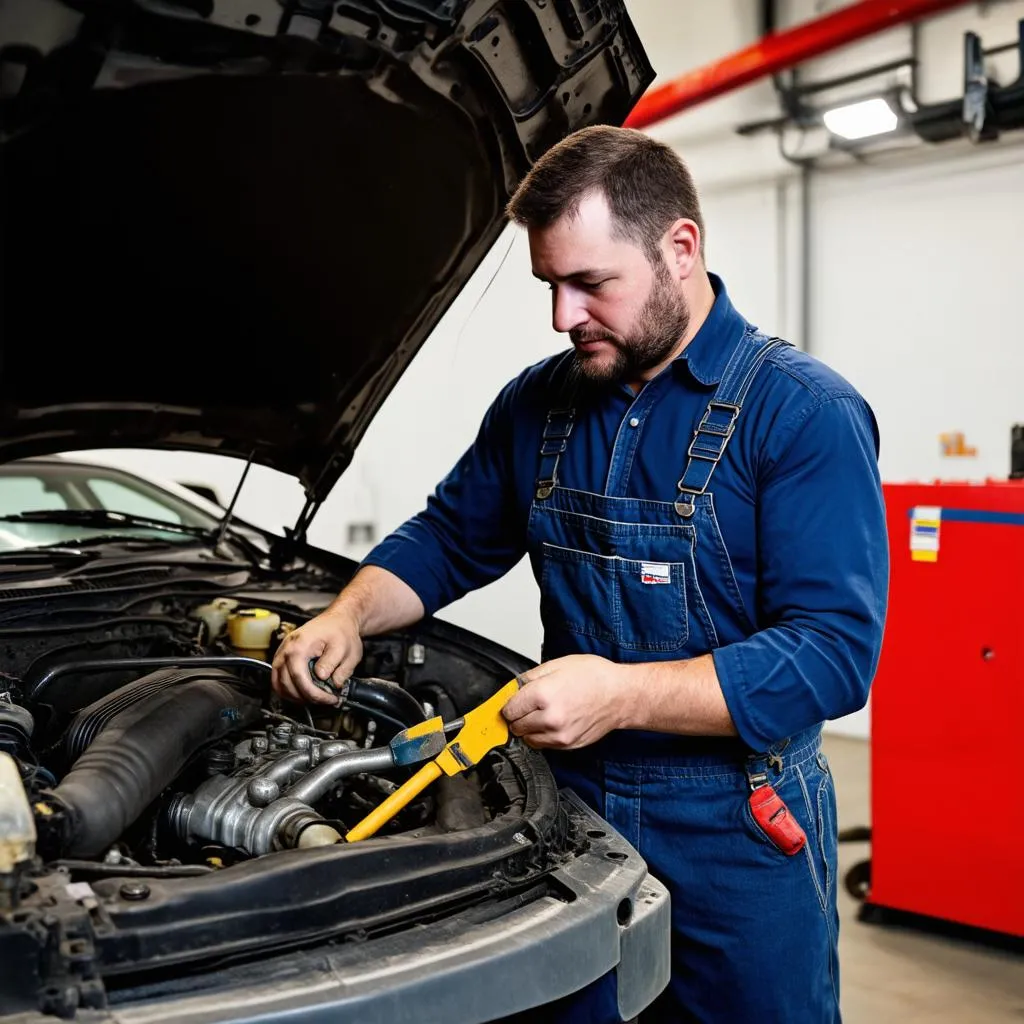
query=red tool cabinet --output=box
[867,480,1024,939]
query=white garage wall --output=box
[810,142,1024,484]
[700,184,789,340]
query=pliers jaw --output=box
[345,677,523,842]
[389,717,448,765]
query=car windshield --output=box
[0,461,222,551]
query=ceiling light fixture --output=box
[822,96,900,140]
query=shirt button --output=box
[629,417,640,428]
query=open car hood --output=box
[0,0,653,505]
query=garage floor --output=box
[824,735,1024,1023]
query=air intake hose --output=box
[338,677,426,730]
[52,677,261,857]
[63,667,255,761]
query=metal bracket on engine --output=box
[0,871,108,1016]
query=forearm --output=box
[503,653,737,750]
[616,655,737,737]
[326,565,425,636]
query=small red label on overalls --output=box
[640,561,670,584]
[749,785,807,856]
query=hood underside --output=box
[0,0,653,503]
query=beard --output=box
[568,261,690,388]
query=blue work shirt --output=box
[363,274,889,751]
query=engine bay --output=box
[0,561,575,1017]
[1,584,532,871]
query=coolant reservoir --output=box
[194,597,239,641]
[227,608,282,661]
[0,751,35,875]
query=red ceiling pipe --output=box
[624,0,973,129]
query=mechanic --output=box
[272,125,889,1023]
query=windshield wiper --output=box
[0,510,267,565]
[0,509,210,539]
[0,546,98,561]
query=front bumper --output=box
[22,791,669,1024]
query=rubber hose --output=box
[52,678,261,857]
[342,677,425,728]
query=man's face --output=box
[528,191,690,385]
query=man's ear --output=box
[665,218,701,280]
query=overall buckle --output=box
[543,409,575,441]
[697,401,741,437]
[686,433,725,462]
[674,479,706,517]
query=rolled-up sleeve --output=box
[359,378,526,616]
[712,393,890,751]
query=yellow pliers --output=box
[345,678,522,842]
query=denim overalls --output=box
[525,330,841,1023]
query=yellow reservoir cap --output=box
[227,608,282,661]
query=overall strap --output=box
[535,406,576,500]
[674,332,791,517]
[534,355,579,501]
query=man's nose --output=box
[551,285,587,335]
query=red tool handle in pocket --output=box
[749,785,807,856]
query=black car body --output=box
[0,2,667,1020]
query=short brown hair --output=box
[506,125,705,263]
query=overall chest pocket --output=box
[540,539,691,652]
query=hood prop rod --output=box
[269,494,321,571]
[213,450,254,551]
[288,495,322,549]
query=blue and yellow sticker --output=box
[909,505,941,562]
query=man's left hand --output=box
[502,654,627,749]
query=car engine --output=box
[0,588,518,886]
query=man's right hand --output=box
[271,605,364,706]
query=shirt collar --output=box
[673,272,750,387]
